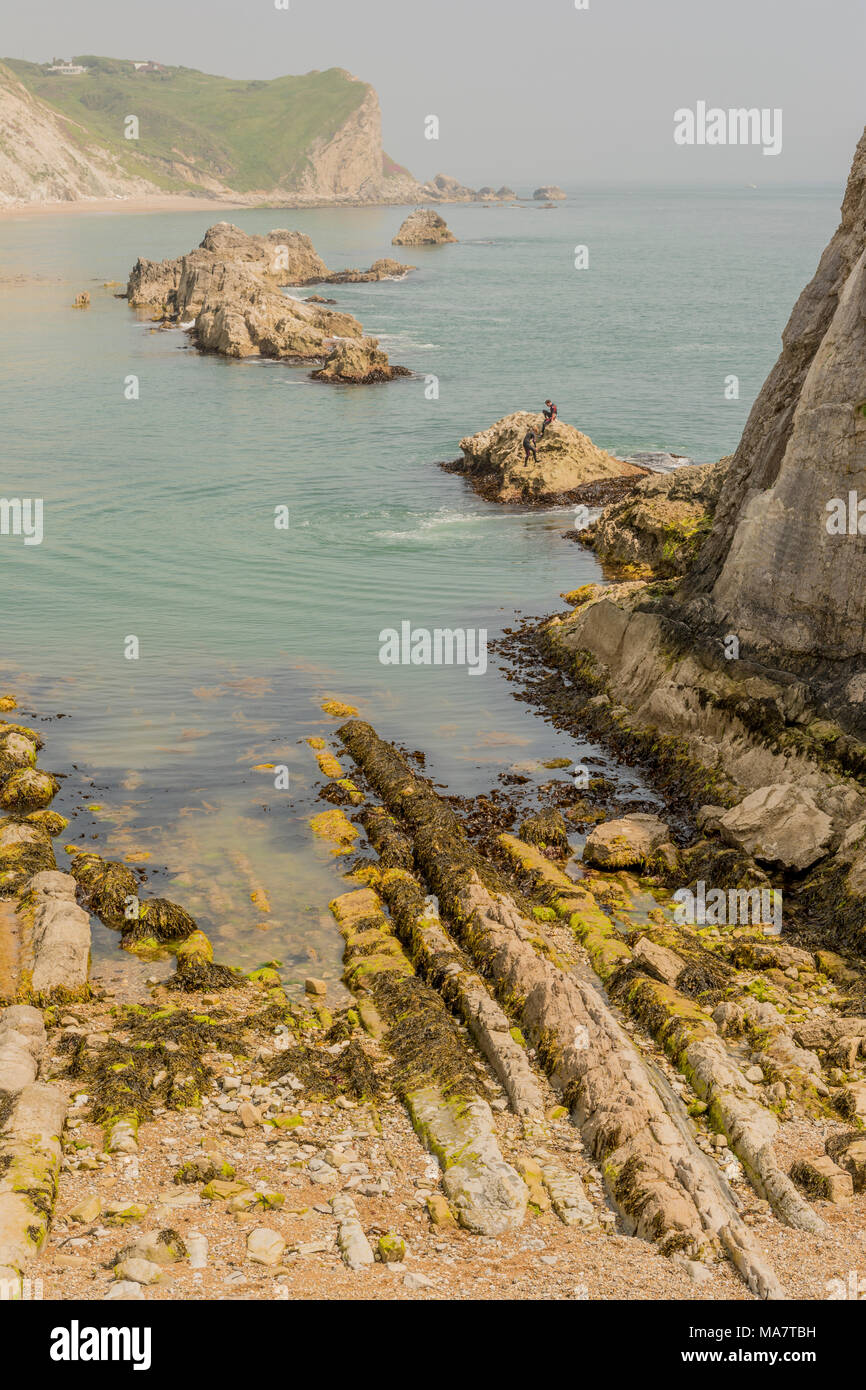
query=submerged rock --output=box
[392,208,457,246]
[453,412,642,503]
[519,808,569,851]
[318,256,414,282]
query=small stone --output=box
[121,1231,186,1266]
[68,1195,101,1224]
[305,977,327,996]
[228,1192,258,1213]
[247,1227,286,1266]
[745,1065,764,1083]
[426,1193,456,1227]
[837,1081,866,1120]
[202,1179,250,1201]
[545,1105,568,1122]
[114,1258,165,1285]
[53,1253,89,1270]
[105,1281,144,1301]
[377,1233,406,1264]
[186,1232,208,1269]
[403,1271,433,1291]
[790,1155,854,1204]
[632,937,685,987]
[835,1135,866,1191]
[103,1202,149,1224]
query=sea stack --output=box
[392,208,457,246]
[126,223,409,381]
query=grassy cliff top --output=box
[3,57,373,193]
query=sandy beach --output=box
[0,194,249,220]
[0,192,439,220]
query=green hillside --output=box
[4,57,374,193]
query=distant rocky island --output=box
[0,57,561,211]
[392,209,457,246]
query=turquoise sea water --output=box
[0,185,840,988]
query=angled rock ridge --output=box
[682,126,866,681]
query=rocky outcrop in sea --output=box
[448,411,643,504]
[126,223,410,382]
[392,208,457,246]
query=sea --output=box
[0,184,840,992]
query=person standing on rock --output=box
[523,427,538,463]
[541,400,557,436]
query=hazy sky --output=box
[4,0,863,187]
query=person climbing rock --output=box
[523,427,538,463]
[541,399,557,436]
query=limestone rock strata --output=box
[19,871,90,1001]
[0,1004,67,1287]
[338,720,786,1297]
[542,583,866,832]
[330,886,528,1236]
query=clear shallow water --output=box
[0,186,840,987]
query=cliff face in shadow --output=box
[539,128,866,852]
[682,128,866,702]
